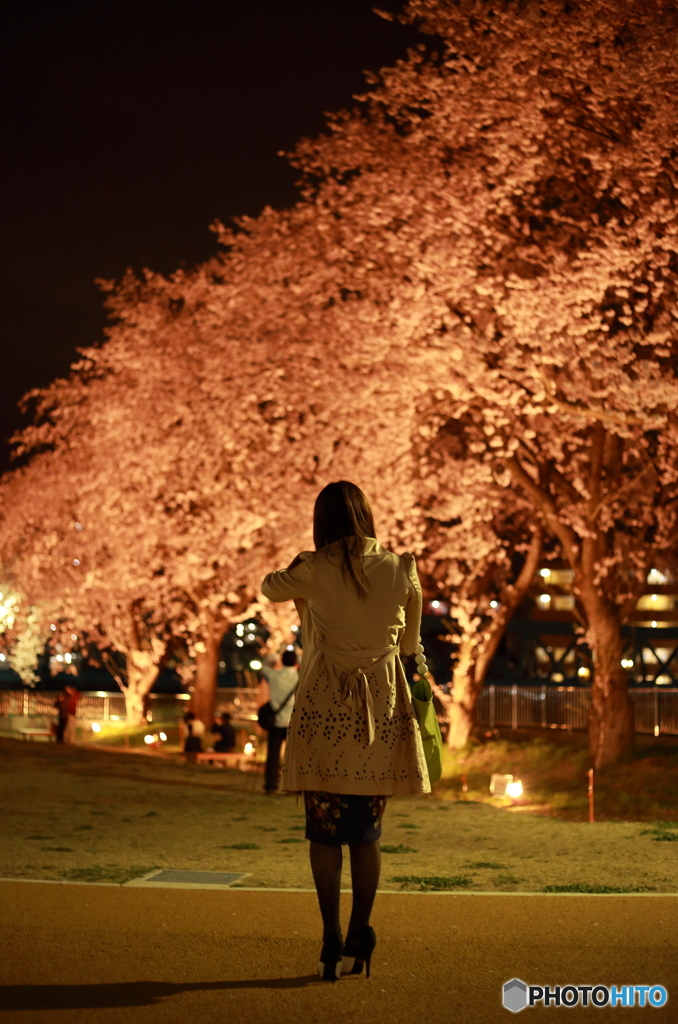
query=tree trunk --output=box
[446,619,508,749]
[191,642,220,729]
[446,527,543,750]
[447,635,478,749]
[585,606,635,768]
[122,660,161,726]
[190,613,229,729]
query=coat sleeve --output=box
[261,551,315,602]
[399,552,423,657]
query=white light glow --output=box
[651,594,658,601]
[506,780,523,799]
[243,741,255,755]
[144,734,154,745]
[74,522,82,531]
[291,625,298,633]
[539,594,551,604]
[50,624,57,631]
[578,666,590,678]
[249,660,262,670]
[490,600,499,609]
[56,654,64,663]
[431,600,440,609]
[235,624,244,636]
[247,622,256,630]
[236,640,243,648]
[73,559,80,566]
[539,568,551,578]
[71,634,78,641]
[246,633,255,641]
[91,722,101,733]
[651,621,658,628]
[159,732,167,741]
[621,659,634,669]
[64,653,72,664]
[286,644,295,650]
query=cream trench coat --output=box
[261,538,430,796]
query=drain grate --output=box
[143,870,245,885]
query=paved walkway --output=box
[1,882,676,1023]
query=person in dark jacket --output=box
[55,685,80,744]
[212,712,236,752]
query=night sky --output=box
[1,1,419,471]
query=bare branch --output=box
[100,650,127,693]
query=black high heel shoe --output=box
[341,926,377,978]
[318,931,344,981]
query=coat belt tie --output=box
[317,641,400,746]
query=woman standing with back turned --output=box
[261,481,430,981]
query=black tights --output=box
[309,839,381,940]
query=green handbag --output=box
[411,675,444,785]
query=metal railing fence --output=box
[475,685,678,736]
[2,686,676,736]
[0,688,260,724]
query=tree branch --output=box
[506,456,578,562]
[620,549,654,624]
[476,524,544,681]
[101,650,127,693]
[589,463,656,524]
[546,462,581,507]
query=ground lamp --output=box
[144,733,167,747]
[490,773,524,800]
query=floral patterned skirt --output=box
[303,790,388,847]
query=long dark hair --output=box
[313,481,376,598]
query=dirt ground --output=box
[1,737,676,893]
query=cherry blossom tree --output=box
[0,582,44,686]
[7,0,677,772]
[418,434,543,747]
[4,283,304,725]
[266,0,678,765]
[5,257,422,726]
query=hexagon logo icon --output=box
[503,978,528,1013]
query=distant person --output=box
[54,685,80,744]
[212,712,236,752]
[260,648,298,794]
[54,692,68,744]
[182,711,205,754]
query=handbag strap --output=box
[272,681,298,714]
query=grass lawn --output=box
[0,732,676,893]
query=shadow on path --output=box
[0,977,320,1011]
